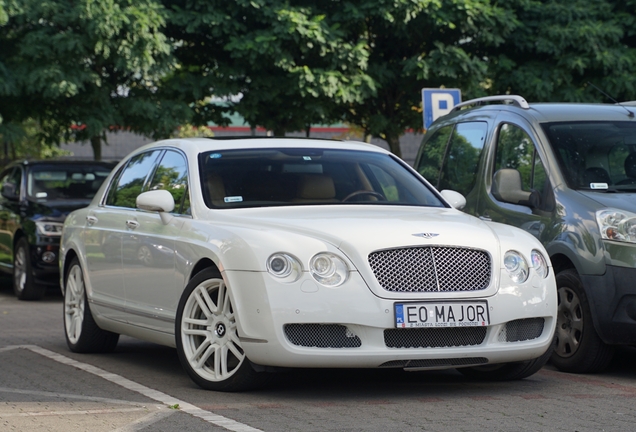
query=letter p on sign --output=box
[422,89,462,129]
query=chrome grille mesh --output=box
[284,324,361,348]
[384,327,487,348]
[498,318,545,342]
[368,246,491,292]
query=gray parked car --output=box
[415,95,636,373]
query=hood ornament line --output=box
[412,233,439,239]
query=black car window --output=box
[494,123,553,210]
[106,150,162,208]
[148,150,190,215]
[438,122,487,196]
[27,164,113,201]
[415,125,453,186]
[200,148,444,209]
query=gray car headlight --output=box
[530,249,549,279]
[504,250,529,283]
[36,221,64,237]
[596,209,636,243]
[267,253,302,282]
[309,252,349,287]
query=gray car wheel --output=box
[550,269,614,373]
[13,237,45,300]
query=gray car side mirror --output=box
[492,168,539,207]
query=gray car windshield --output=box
[28,164,113,201]
[543,121,636,192]
[199,148,444,209]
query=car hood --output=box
[577,191,636,213]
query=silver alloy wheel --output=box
[64,264,86,345]
[180,278,245,382]
[14,245,27,293]
[555,286,583,358]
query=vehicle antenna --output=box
[587,82,634,118]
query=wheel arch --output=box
[189,257,221,283]
[550,253,576,276]
[61,248,80,294]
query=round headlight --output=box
[267,253,301,282]
[504,250,529,283]
[530,249,549,279]
[309,252,349,287]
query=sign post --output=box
[422,88,462,129]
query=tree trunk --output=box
[386,134,402,159]
[273,129,286,137]
[90,136,102,161]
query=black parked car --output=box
[0,159,116,300]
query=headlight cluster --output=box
[267,251,349,287]
[596,209,636,243]
[36,221,64,236]
[504,249,549,283]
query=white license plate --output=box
[394,301,489,328]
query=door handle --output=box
[479,215,492,221]
[126,220,139,230]
[86,215,98,225]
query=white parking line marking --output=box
[1,345,264,432]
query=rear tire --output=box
[175,268,265,391]
[550,269,614,373]
[13,237,46,300]
[64,257,119,353]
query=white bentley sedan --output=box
[60,137,557,391]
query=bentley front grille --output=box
[284,324,362,348]
[384,327,487,349]
[368,246,491,292]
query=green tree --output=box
[488,0,636,102]
[163,0,375,136]
[0,0,184,161]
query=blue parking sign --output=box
[422,88,462,129]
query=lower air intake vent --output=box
[380,358,489,368]
[284,324,362,348]
[384,327,487,348]
[499,318,545,342]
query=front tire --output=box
[64,257,119,353]
[550,269,614,373]
[175,268,264,391]
[13,237,45,300]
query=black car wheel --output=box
[13,237,45,300]
[550,269,614,373]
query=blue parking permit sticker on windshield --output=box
[590,183,608,189]
[303,156,312,161]
[210,153,222,159]
[224,196,243,203]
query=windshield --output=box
[199,148,444,209]
[542,122,636,192]
[27,164,113,201]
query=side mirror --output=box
[136,190,175,223]
[440,189,466,210]
[1,183,18,200]
[492,169,539,207]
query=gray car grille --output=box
[368,246,491,292]
[284,324,362,348]
[384,327,487,348]
[379,358,488,368]
[499,318,545,342]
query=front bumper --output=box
[582,264,636,345]
[29,237,61,286]
[224,269,557,369]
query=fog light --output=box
[42,251,57,263]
